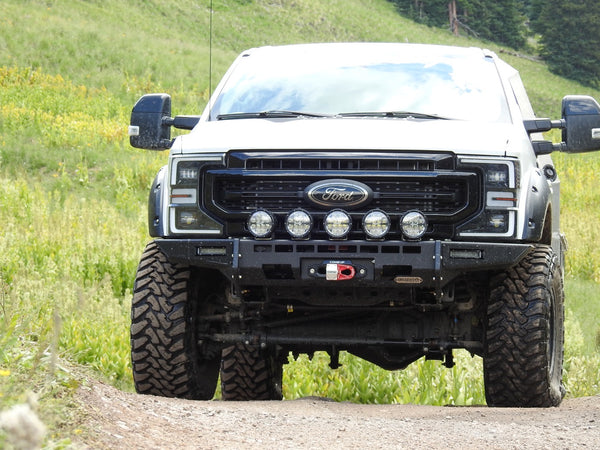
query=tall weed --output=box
[553,152,600,282]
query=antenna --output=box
[208,0,213,115]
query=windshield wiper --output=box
[217,110,330,120]
[337,111,450,120]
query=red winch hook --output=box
[325,263,356,281]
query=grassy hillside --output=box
[1,0,459,108]
[4,0,598,113]
[1,0,599,446]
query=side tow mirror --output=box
[129,93,173,150]
[562,95,600,153]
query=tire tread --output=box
[484,245,564,407]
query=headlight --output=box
[324,210,352,239]
[401,211,427,240]
[458,158,518,237]
[176,210,200,228]
[171,208,222,233]
[168,155,225,235]
[362,210,390,239]
[485,164,510,187]
[247,210,275,238]
[488,212,509,232]
[285,209,312,239]
[176,161,201,185]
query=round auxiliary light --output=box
[363,210,391,239]
[247,210,275,238]
[401,211,427,240]
[324,210,352,239]
[285,209,312,239]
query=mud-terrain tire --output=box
[220,344,283,400]
[131,241,221,399]
[484,244,565,407]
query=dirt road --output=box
[77,381,599,449]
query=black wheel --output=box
[130,241,222,399]
[484,245,565,407]
[220,343,283,400]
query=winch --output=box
[325,263,356,281]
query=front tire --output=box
[484,245,565,407]
[130,241,222,399]
[220,344,283,400]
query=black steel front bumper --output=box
[155,238,532,292]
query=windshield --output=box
[209,44,511,123]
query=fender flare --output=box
[522,168,551,242]
[148,165,168,237]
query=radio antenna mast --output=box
[208,0,214,114]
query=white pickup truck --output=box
[128,43,600,406]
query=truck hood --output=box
[172,117,527,157]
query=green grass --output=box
[283,350,486,405]
[553,152,600,282]
[1,0,600,445]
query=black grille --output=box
[245,158,437,172]
[227,151,455,172]
[202,151,480,239]
[213,178,468,214]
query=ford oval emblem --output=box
[304,179,373,209]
